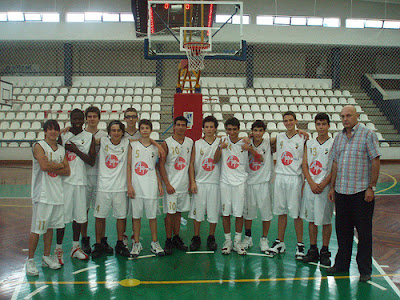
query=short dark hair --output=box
[174,116,188,125]
[43,119,60,132]
[225,117,240,129]
[251,120,266,131]
[107,120,125,135]
[124,108,138,118]
[70,108,84,119]
[85,106,101,119]
[203,115,218,128]
[315,112,330,125]
[139,119,153,131]
[283,111,296,120]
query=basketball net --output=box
[183,42,210,71]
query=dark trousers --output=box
[334,190,375,275]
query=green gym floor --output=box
[1,164,400,299]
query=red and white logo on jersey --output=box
[227,155,240,169]
[135,161,149,176]
[66,151,76,161]
[202,158,215,172]
[47,172,58,178]
[249,157,262,171]
[310,160,323,175]
[174,157,186,170]
[105,154,119,169]
[281,151,293,166]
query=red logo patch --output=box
[227,155,240,169]
[249,157,262,171]
[174,157,186,170]
[48,172,58,178]
[202,158,215,172]
[135,161,149,176]
[310,160,323,175]
[281,151,293,166]
[105,154,119,169]
[66,151,76,161]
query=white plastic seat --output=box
[303,113,312,121]
[219,89,227,96]
[294,97,303,104]
[337,123,344,131]
[228,89,236,96]
[254,113,263,120]
[212,104,221,112]
[143,88,152,95]
[359,114,369,122]
[326,105,335,113]
[152,104,161,112]
[329,123,337,131]
[334,90,342,96]
[308,123,316,132]
[21,121,30,130]
[248,96,257,104]
[267,122,277,130]
[40,104,50,111]
[273,89,281,96]
[330,97,339,105]
[26,112,36,120]
[229,97,239,104]
[231,104,240,112]
[264,89,273,96]
[257,97,267,104]
[276,97,285,104]
[246,89,255,96]
[308,90,317,96]
[132,104,141,111]
[348,98,356,104]
[303,97,312,104]
[291,90,299,96]
[282,89,290,96]
[299,105,307,113]
[274,113,283,121]
[325,90,334,97]
[234,113,243,121]
[285,97,294,104]
[237,89,246,96]
[153,88,161,95]
[142,96,152,103]
[270,104,279,112]
[10,121,20,130]
[266,97,275,104]
[102,104,112,111]
[251,104,260,112]
[4,132,14,140]
[289,105,298,112]
[150,112,160,121]
[339,97,348,105]
[312,97,321,104]
[31,121,41,130]
[317,105,326,112]
[25,132,36,140]
[35,96,45,103]
[111,104,122,111]
[264,113,274,121]
[209,88,218,96]
[255,89,264,96]
[277,122,286,131]
[317,90,325,96]
[321,97,330,105]
[308,105,317,113]
[280,104,289,112]
[331,114,341,122]
[355,105,363,113]
[296,113,303,121]
[203,104,210,112]
[366,123,377,131]
[222,104,231,112]
[244,113,253,121]
[5,112,16,120]
[260,105,269,112]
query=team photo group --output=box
[26,103,380,283]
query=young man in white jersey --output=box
[214,117,254,255]
[242,120,274,253]
[80,106,108,255]
[188,116,221,251]
[268,111,306,260]
[91,120,131,258]
[128,119,165,257]
[159,116,193,255]
[26,120,71,276]
[56,109,96,264]
[301,112,334,266]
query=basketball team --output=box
[26,104,380,283]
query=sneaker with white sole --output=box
[130,242,143,257]
[295,242,306,260]
[233,240,247,255]
[221,240,233,255]
[151,241,165,256]
[54,248,64,265]
[71,245,89,260]
[242,236,253,249]
[260,237,270,252]
[26,258,39,276]
[267,239,286,256]
[42,255,61,269]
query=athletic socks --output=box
[56,244,62,249]
[224,233,231,241]
[234,232,242,242]
[245,229,251,237]
[72,241,79,247]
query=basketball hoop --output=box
[183,42,210,71]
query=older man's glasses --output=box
[125,115,138,119]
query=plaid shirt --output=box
[330,123,380,195]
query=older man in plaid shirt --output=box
[327,105,380,283]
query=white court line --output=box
[246,253,270,257]
[354,236,400,297]
[368,281,387,291]
[72,265,99,275]
[380,265,390,268]
[129,254,156,260]
[11,269,25,300]
[24,285,48,299]
[22,249,28,252]
[308,262,330,269]
[186,251,214,254]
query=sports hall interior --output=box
[0,0,400,299]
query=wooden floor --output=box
[0,162,399,299]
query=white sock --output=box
[72,241,79,247]
[234,232,242,242]
[56,244,62,249]
[224,233,231,241]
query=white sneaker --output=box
[130,242,143,257]
[242,236,253,249]
[71,245,89,260]
[54,248,64,265]
[233,240,247,255]
[221,240,233,255]
[295,242,306,260]
[267,239,286,256]
[123,234,129,247]
[151,241,165,256]
[260,237,270,252]
[26,259,39,276]
[42,255,61,269]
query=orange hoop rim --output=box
[183,42,210,52]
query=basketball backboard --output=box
[144,1,246,61]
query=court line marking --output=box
[128,254,156,260]
[308,262,330,269]
[246,253,270,257]
[376,172,397,194]
[186,251,214,254]
[380,265,390,268]
[368,281,387,291]
[24,285,48,299]
[10,269,25,300]
[73,265,99,275]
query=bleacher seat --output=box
[233,113,243,121]
[267,122,277,130]
[232,104,241,112]
[330,97,339,105]
[150,112,160,121]
[222,104,231,112]
[239,97,248,104]
[277,122,286,131]
[264,89,273,96]
[264,113,274,121]
[257,97,266,104]
[274,113,283,121]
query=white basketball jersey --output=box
[220,136,248,186]
[165,136,193,193]
[130,141,159,199]
[31,141,65,205]
[87,130,108,176]
[97,137,130,192]
[275,133,305,176]
[61,130,93,185]
[194,137,221,184]
[306,138,334,184]
[124,130,141,140]
[247,136,273,185]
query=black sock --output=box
[321,246,329,252]
[245,229,251,237]
[310,244,318,249]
